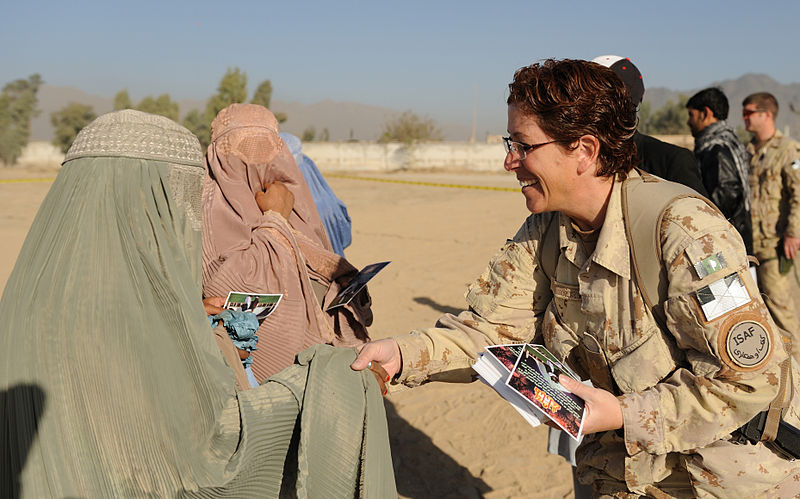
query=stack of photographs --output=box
[473,343,587,442]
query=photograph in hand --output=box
[505,344,586,441]
[223,292,283,322]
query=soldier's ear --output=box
[575,134,600,175]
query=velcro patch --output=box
[722,320,771,370]
[695,273,750,322]
[692,252,729,279]
[551,281,580,301]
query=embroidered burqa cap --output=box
[66,108,204,166]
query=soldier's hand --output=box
[784,236,800,260]
[558,375,623,434]
[351,339,402,396]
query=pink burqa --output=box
[202,104,371,382]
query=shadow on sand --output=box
[384,399,490,498]
[413,296,463,317]
[1,384,47,499]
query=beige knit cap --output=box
[65,109,203,167]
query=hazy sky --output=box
[4,0,800,130]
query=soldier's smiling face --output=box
[504,104,578,215]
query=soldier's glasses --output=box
[742,108,767,118]
[502,137,558,160]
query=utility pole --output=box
[470,84,477,144]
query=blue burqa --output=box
[280,132,352,256]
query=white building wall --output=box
[303,142,506,172]
[16,141,64,167]
[11,135,694,172]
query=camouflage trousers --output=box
[758,258,800,362]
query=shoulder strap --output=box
[621,169,720,328]
[538,213,560,282]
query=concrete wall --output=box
[11,135,695,172]
[15,141,64,167]
[303,135,696,172]
[303,142,505,172]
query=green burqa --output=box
[0,110,396,498]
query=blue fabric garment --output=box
[244,366,259,388]
[209,310,259,367]
[280,132,352,256]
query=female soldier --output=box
[352,59,800,497]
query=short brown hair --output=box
[742,92,779,118]
[507,59,638,177]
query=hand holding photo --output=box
[326,261,390,311]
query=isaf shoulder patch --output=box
[719,319,772,370]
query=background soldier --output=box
[743,91,800,353]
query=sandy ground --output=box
[6,166,799,498]
[0,165,574,498]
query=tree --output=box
[251,79,287,123]
[0,74,43,165]
[205,67,248,123]
[182,110,209,149]
[319,128,330,142]
[378,111,443,144]
[114,89,132,110]
[136,93,179,122]
[51,102,96,153]
[185,67,250,149]
[641,95,690,135]
[301,126,316,142]
[636,101,652,134]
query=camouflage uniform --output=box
[393,173,800,497]
[747,130,800,346]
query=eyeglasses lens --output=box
[503,138,525,159]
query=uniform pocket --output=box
[609,326,679,393]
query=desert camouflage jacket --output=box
[747,130,800,260]
[393,173,800,497]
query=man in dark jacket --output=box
[592,55,708,197]
[687,87,753,254]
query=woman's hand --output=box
[557,375,623,435]
[203,296,226,316]
[256,181,294,220]
[350,339,403,395]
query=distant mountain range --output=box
[31,86,473,142]
[30,73,800,143]
[644,73,800,135]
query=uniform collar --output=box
[557,173,631,279]
[767,129,784,149]
[748,129,783,154]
